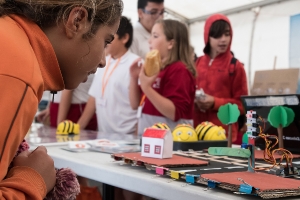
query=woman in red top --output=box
[193,14,248,143]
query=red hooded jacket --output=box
[193,14,248,142]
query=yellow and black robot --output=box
[56,134,80,142]
[172,124,198,142]
[56,120,80,135]
[151,122,170,130]
[195,121,226,141]
[56,120,80,142]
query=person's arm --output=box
[129,78,141,110]
[0,76,56,199]
[195,93,215,111]
[139,66,176,120]
[143,85,176,120]
[212,61,248,113]
[36,107,50,123]
[77,96,96,129]
[57,89,73,124]
[129,59,142,110]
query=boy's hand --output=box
[36,108,50,123]
[13,146,56,193]
[139,65,158,92]
[196,93,215,111]
[129,58,142,80]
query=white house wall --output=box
[190,0,300,90]
[142,137,164,158]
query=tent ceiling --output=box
[122,0,287,24]
[165,0,263,19]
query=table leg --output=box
[102,184,115,200]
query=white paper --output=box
[68,141,90,149]
[87,139,120,148]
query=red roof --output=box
[143,129,168,138]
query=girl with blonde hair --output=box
[129,19,196,135]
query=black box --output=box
[241,94,300,154]
[173,140,228,151]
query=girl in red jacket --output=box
[193,14,248,143]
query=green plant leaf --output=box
[285,107,295,127]
[217,103,240,125]
[242,132,249,144]
[268,106,295,128]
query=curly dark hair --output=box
[0,0,123,38]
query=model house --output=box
[141,128,173,159]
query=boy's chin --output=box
[82,76,88,83]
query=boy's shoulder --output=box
[126,51,140,64]
[127,51,140,60]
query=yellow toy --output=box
[172,124,198,142]
[56,120,80,135]
[151,122,170,130]
[56,135,80,142]
[195,121,226,140]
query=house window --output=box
[144,144,150,153]
[154,145,161,154]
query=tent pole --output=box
[165,8,189,24]
[248,8,260,94]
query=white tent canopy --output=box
[122,0,300,88]
[123,0,284,24]
[165,0,264,20]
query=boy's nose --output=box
[99,52,106,68]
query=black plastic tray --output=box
[173,140,228,151]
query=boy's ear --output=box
[121,33,130,45]
[65,7,89,39]
[138,9,144,20]
[167,39,175,50]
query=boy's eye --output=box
[104,41,111,48]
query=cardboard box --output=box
[251,68,300,95]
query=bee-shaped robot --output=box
[151,122,170,130]
[195,121,226,140]
[172,124,198,142]
[56,120,80,135]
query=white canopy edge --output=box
[165,7,189,22]
[167,0,291,25]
